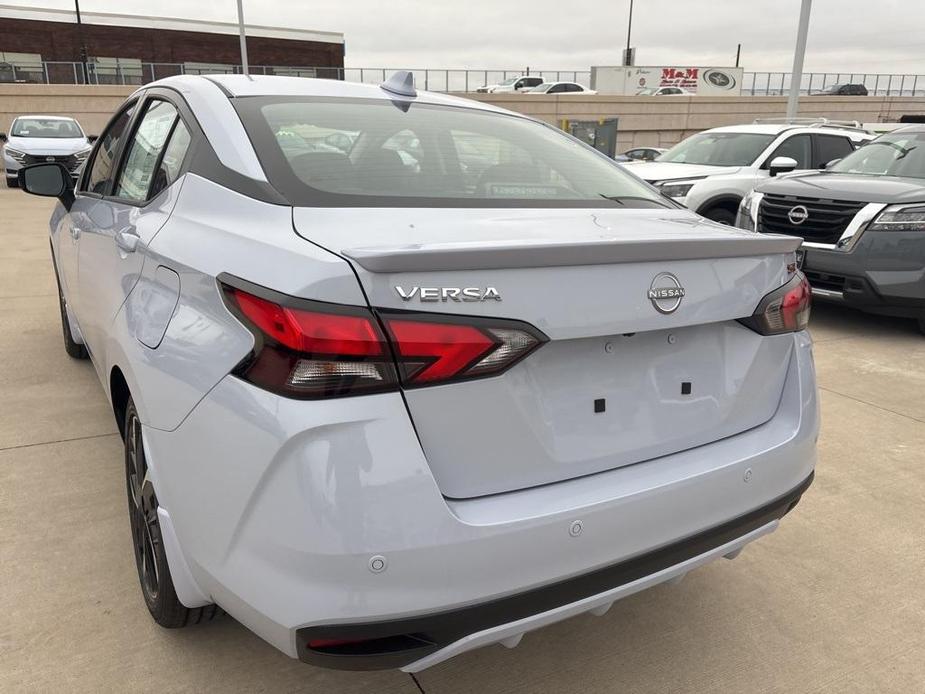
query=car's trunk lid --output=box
[293,207,800,498]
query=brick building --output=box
[0,4,344,84]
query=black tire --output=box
[124,399,222,628]
[918,316,925,336]
[703,207,737,225]
[55,273,88,360]
[5,176,18,188]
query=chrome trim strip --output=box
[801,202,887,251]
[811,287,845,301]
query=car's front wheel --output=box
[918,316,925,336]
[124,398,221,628]
[5,176,18,188]
[703,207,737,225]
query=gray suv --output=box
[738,125,925,334]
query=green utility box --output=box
[562,118,619,158]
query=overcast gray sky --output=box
[14,0,925,73]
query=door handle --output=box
[115,228,141,253]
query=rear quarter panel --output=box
[111,174,364,432]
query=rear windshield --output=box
[658,131,775,166]
[830,131,925,179]
[11,118,83,138]
[234,97,669,208]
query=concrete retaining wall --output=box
[3,84,925,151]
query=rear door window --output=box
[813,134,855,168]
[112,99,190,202]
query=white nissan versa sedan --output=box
[19,72,817,672]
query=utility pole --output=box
[735,43,741,68]
[786,0,812,120]
[74,0,90,84]
[623,0,635,66]
[236,0,249,76]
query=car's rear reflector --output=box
[740,271,811,336]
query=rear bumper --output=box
[142,330,817,670]
[804,231,925,318]
[299,472,812,671]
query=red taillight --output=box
[382,313,545,387]
[220,277,547,398]
[222,281,397,399]
[233,290,384,356]
[740,272,812,336]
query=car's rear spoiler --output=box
[342,234,802,273]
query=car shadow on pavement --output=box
[809,301,922,341]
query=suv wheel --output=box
[124,399,222,628]
[703,207,737,225]
[5,176,18,188]
[918,316,925,336]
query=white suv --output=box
[624,121,873,224]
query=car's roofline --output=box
[691,123,873,142]
[136,74,516,117]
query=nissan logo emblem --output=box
[788,205,809,225]
[703,69,736,90]
[647,272,685,314]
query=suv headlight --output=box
[867,204,925,231]
[74,146,92,161]
[3,146,26,163]
[737,191,764,231]
[658,178,705,199]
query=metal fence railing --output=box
[2,62,924,96]
[744,72,924,96]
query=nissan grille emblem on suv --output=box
[648,272,685,314]
[395,285,502,302]
[788,205,809,225]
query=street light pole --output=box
[236,0,249,76]
[74,0,90,84]
[786,0,812,120]
[623,0,635,66]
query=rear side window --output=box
[814,134,854,168]
[234,96,667,208]
[84,103,135,195]
[113,100,190,202]
[767,134,812,169]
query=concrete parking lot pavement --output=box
[2,184,924,693]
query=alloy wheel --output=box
[126,412,160,603]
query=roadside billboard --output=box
[590,66,744,95]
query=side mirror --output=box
[87,134,99,143]
[769,156,798,177]
[0,132,7,142]
[824,158,841,169]
[20,163,73,202]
